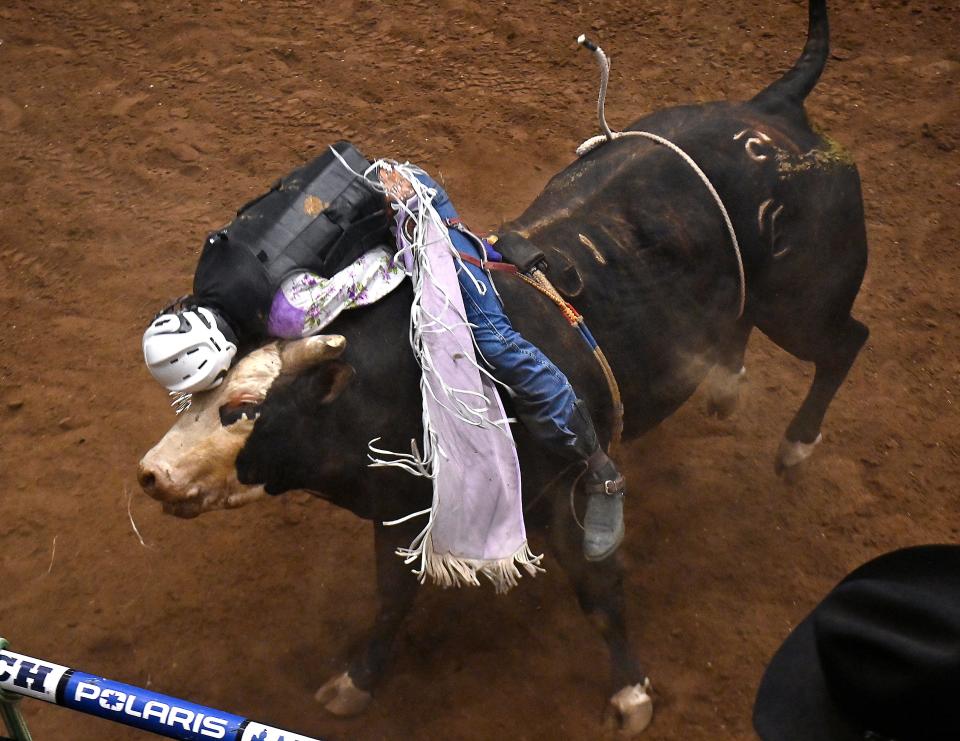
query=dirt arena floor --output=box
[1,1,958,738]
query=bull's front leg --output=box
[315,518,420,715]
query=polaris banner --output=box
[0,646,323,741]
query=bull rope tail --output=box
[577,34,614,143]
[576,35,746,319]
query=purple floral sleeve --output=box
[267,247,406,338]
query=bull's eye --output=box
[218,401,262,426]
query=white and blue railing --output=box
[0,638,323,741]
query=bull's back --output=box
[502,99,865,438]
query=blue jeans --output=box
[415,173,578,448]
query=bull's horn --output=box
[279,335,347,375]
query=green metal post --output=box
[0,638,33,741]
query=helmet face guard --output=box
[143,306,238,394]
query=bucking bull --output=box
[138,1,868,734]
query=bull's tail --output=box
[750,0,829,112]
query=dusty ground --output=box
[1,1,958,739]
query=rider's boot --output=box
[565,399,626,561]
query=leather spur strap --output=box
[457,251,518,273]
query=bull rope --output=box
[576,35,746,319]
[516,269,624,450]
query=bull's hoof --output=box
[314,672,372,716]
[774,433,822,476]
[604,679,653,736]
[705,366,746,419]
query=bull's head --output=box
[138,334,351,518]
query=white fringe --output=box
[353,159,541,593]
[398,534,543,595]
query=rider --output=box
[143,154,626,561]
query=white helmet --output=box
[143,306,237,394]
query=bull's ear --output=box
[315,360,356,404]
[279,335,347,376]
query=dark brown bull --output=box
[139,1,867,734]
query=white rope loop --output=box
[576,35,746,318]
[593,131,747,318]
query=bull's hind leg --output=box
[316,519,419,715]
[768,316,869,474]
[548,490,653,736]
[705,318,753,419]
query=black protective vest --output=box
[192,141,390,349]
